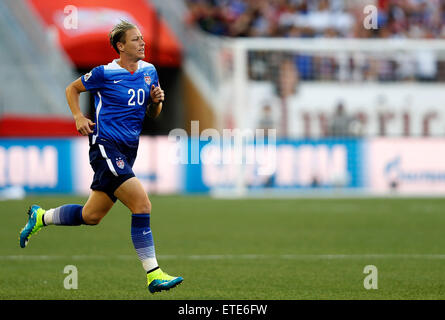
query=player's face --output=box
[122,27,145,60]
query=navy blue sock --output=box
[131,214,158,272]
[51,204,85,226]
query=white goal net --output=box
[204,38,445,197]
[213,38,445,137]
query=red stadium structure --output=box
[0,0,182,137]
[29,0,182,68]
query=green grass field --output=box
[1,195,445,300]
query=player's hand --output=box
[150,84,164,104]
[75,115,95,136]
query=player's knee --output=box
[82,212,103,225]
[132,199,152,214]
[85,216,102,225]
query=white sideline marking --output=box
[2,254,445,261]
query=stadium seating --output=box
[0,0,77,117]
[184,0,445,39]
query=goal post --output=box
[205,38,445,198]
[217,38,445,136]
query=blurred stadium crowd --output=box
[185,0,445,39]
[184,0,445,83]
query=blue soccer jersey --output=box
[81,59,159,149]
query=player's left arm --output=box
[147,84,163,119]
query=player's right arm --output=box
[65,78,95,136]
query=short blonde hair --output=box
[109,20,137,54]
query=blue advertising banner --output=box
[0,138,73,194]
[0,137,367,196]
[183,138,365,193]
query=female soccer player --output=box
[19,20,183,293]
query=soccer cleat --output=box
[19,205,45,248]
[147,268,183,293]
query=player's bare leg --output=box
[81,190,115,225]
[19,190,114,248]
[114,177,183,293]
[114,177,151,213]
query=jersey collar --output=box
[110,59,141,73]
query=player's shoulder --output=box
[82,64,104,84]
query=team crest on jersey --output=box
[84,71,92,82]
[116,158,125,169]
[144,76,151,85]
